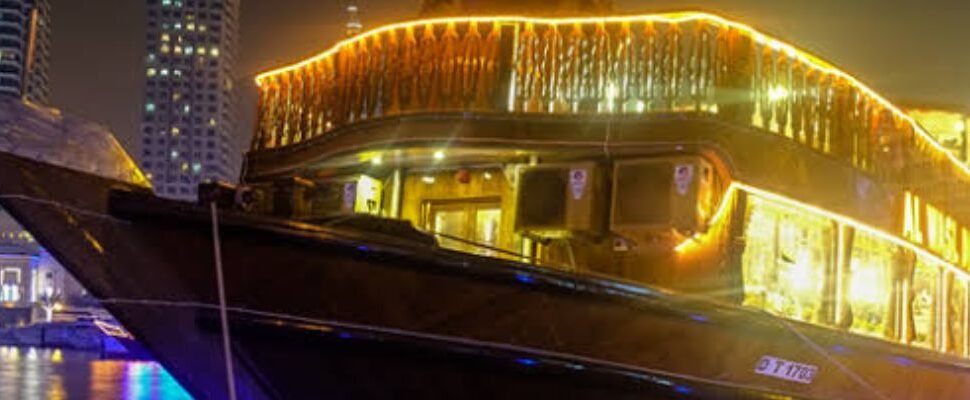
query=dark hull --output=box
[1,152,969,399]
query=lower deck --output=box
[249,143,970,364]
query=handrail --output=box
[250,12,970,216]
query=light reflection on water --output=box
[0,346,192,399]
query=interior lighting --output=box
[253,12,970,185]
[956,120,967,133]
[483,171,493,180]
[433,150,445,161]
[733,181,970,281]
[422,176,436,184]
[370,154,383,166]
[674,180,970,283]
[849,260,885,303]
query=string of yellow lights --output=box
[253,12,970,185]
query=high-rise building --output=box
[139,0,239,200]
[345,1,362,37]
[0,0,51,104]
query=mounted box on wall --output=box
[515,162,601,235]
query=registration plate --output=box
[753,355,818,384]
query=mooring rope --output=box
[210,202,238,400]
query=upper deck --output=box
[247,12,968,219]
[245,12,970,268]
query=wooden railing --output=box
[252,13,965,193]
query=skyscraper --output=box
[139,0,239,200]
[0,0,51,105]
[345,1,362,37]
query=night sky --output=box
[49,0,969,167]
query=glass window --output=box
[949,277,968,356]
[911,259,939,348]
[433,208,468,251]
[0,268,20,303]
[475,209,501,250]
[846,231,894,338]
[428,201,503,257]
[742,196,833,324]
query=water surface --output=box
[0,346,191,399]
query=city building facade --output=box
[0,212,89,327]
[139,0,240,200]
[0,0,51,104]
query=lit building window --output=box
[183,104,191,114]
[146,68,157,77]
[160,44,170,54]
[950,278,968,356]
[187,23,196,31]
[170,150,179,159]
[160,68,169,76]
[161,33,170,42]
[191,162,202,174]
[0,268,21,303]
[911,260,940,348]
[846,230,894,338]
[145,103,156,113]
[742,196,832,324]
[185,46,194,56]
[174,23,182,30]
[210,47,220,57]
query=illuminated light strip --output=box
[734,182,970,281]
[253,12,970,184]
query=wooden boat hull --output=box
[0,152,968,399]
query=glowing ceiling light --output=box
[956,120,967,133]
[422,176,436,184]
[483,171,493,180]
[371,154,383,166]
[433,150,445,161]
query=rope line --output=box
[210,202,238,400]
[97,296,816,399]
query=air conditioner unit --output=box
[611,156,715,234]
[515,162,599,234]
